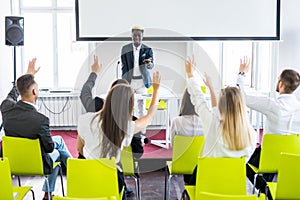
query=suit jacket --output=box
[80,72,104,112]
[80,73,144,159]
[0,86,54,174]
[121,43,154,88]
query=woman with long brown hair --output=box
[77,61,161,197]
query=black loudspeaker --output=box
[5,16,24,46]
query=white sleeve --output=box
[122,121,135,147]
[187,77,216,135]
[237,74,274,115]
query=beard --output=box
[276,81,279,92]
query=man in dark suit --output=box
[121,26,154,118]
[0,58,72,200]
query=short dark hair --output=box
[280,69,300,93]
[16,74,36,97]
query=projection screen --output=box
[75,0,280,41]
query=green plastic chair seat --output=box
[67,158,123,200]
[266,153,300,199]
[2,136,65,198]
[0,157,34,200]
[165,135,205,200]
[185,157,247,200]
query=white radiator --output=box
[36,94,83,127]
[150,110,168,126]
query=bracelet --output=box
[238,72,245,76]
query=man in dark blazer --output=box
[121,26,154,118]
[0,58,72,200]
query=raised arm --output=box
[185,56,214,134]
[134,71,161,133]
[203,73,216,107]
[80,55,103,112]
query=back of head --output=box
[110,79,129,88]
[179,89,197,116]
[218,87,252,150]
[98,84,134,158]
[280,69,300,93]
[16,74,36,98]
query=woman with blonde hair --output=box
[185,56,256,186]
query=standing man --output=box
[0,58,72,200]
[121,26,154,118]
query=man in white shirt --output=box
[237,56,300,197]
[121,26,154,118]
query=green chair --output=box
[2,136,65,200]
[197,191,265,200]
[53,196,116,200]
[185,157,247,200]
[248,134,300,193]
[145,86,167,110]
[266,153,300,199]
[0,157,34,200]
[67,158,123,200]
[120,146,140,200]
[165,135,205,200]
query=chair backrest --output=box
[195,157,246,199]
[0,157,14,200]
[198,191,260,200]
[2,136,44,175]
[275,153,300,199]
[259,134,300,172]
[120,146,135,176]
[171,135,205,174]
[67,158,119,198]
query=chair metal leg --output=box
[166,175,172,200]
[137,176,141,200]
[253,174,258,194]
[58,164,65,196]
[17,175,21,186]
[164,166,169,200]
[30,189,35,200]
[132,176,139,200]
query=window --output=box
[20,0,88,89]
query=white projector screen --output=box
[75,0,280,41]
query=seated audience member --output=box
[77,68,161,199]
[0,58,72,200]
[79,55,144,160]
[237,56,300,196]
[185,56,257,186]
[170,88,204,184]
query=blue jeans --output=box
[42,136,72,192]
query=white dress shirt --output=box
[77,112,135,163]
[187,77,257,162]
[237,74,300,134]
[133,44,141,77]
[170,115,204,144]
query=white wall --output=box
[279,0,300,96]
[75,41,188,97]
[0,1,13,126]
